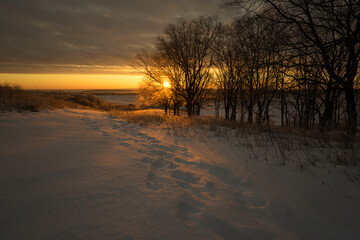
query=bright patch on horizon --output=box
[0,73,143,89]
[164,81,170,88]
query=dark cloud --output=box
[0,0,227,73]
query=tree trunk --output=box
[248,105,253,123]
[230,102,237,121]
[186,101,193,117]
[344,83,357,141]
[319,87,336,133]
[225,105,230,120]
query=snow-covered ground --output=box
[0,109,359,240]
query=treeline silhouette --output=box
[133,0,359,141]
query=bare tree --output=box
[133,50,175,114]
[213,24,243,120]
[156,17,220,116]
[230,14,285,125]
[225,0,360,139]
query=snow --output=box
[0,109,360,240]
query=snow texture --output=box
[0,109,359,240]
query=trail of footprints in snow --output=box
[121,118,268,212]
[83,115,269,221]
[81,115,112,136]
[140,150,270,224]
[137,140,269,215]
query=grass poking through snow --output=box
[111,109,360,175]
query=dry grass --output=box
[110,110,170,125]
[59,93,115,111]
[58,93,143,112]
[110,109,360,168]
[0,83,130,112]
[0,83,82,112]
[110,109,358,141]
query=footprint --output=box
[248,207,268,218]
[149,149,169,156]
[174,158,196,166]
[205,165,235,185]
[151,143,172,152]
[197,162,243,187]
[170,144,187,152]
[233,191,247,206]
[151,159,166,169]
[171,170,200,184]
[176,193,204,221]
[144,136,160,143]
[140,157,155,164]
[167,162,178,169]
[176,201,201,221]
[248,196,266,208]
[176,181,202,197]
[204,181,216,198]
[146,171,163,190]
[117,137,134,142]
[118,142,130,147]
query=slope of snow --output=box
[0,109,359,240]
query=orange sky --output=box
[0,73,143,89]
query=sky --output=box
[0,0,231,89]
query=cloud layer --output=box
[0,0,224,73]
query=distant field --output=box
[96,94,139,105]
[87,89,139,105]
[25,89,139,106]
[83,89,138,95]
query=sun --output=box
[163,81,170,88]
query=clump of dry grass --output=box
[59,93,144,112]
[0,83,81,112]
[110,110,245,138]
[60,93,116,111]
[110,110,169,125]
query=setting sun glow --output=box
[163,81,170,88]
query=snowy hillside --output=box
[0,109,359,240]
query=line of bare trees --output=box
[133,17,219,117]
[133,0,360,139]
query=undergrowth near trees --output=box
[111,109,360,175]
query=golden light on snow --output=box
[163,81,170,88]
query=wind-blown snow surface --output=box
[0,109,359,240]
